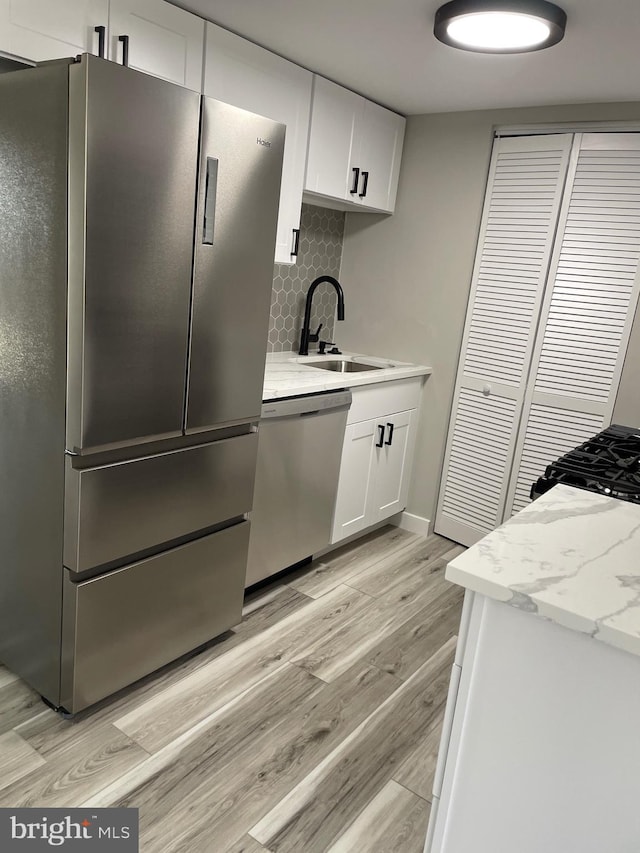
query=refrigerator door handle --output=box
[202,156,218,245]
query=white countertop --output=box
[446,484,640,659]
[262,351,432,401]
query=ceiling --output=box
[170,0,640,116]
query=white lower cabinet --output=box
[331,379,420,544]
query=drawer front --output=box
[347,377,422,425]
[64,434,257,572]
[61,522,248,712]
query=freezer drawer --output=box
[61,522,248,712]
[64,434,257,573]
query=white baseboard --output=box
[390,511,432,537]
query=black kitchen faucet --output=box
[298,275,345,355]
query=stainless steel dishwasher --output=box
[245,389,351,587]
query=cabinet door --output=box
[0,0,108,60]
[204,24,312,265]
[108,0,204,90]
[305,75,362,202]
[331,419,376,543]
[435,134,573,546]
[356,100,406,213]
[505,133,640,516]
[372,409,414,520]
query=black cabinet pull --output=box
[118,34,130,67]
[385,422,394,446]
[94,25,106,58]
[350,167,360,195]
[291,227,300,257]
[376,424,385,448]
[359,170,369,199]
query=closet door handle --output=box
[291,228,300,257]
[118,34,130,67]
[385,422,394,446]
[350,167,360,195]
[359,170,369,199]
[94,25,106,58]
[376,424,385,448]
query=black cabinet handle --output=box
[118,34,130,67]
[350,167,360,195]
[94,25,106,58]
[385,422,394,446]
[291,227,300,257]
[376,424,385,448]
[359,170,369,199]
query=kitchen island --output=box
[426,484,640,853]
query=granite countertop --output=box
[262,351,432,401]
[446,483,640,659]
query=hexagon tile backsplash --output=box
[268,204,345,352]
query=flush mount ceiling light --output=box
[434,0,567,53]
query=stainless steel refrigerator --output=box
[0,54,284,713]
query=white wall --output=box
[339,102,640,527]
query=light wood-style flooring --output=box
[0,526,464,852]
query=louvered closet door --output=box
[435,134,573,546]
[506,133,640,515]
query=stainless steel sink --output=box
[307,360,384,373]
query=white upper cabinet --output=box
[0,0,203,90]
[108,0,204,90]
[203,23,312,265]
[305,75,406,214]
[0,0,109,60]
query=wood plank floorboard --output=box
[0,678,44,735]
[0,527,465,852]
[226,836,270,853]
[15,583,312,753]
[250,637,456,853]
[87,660,400,852]
[325,779,431,853]
[0,731,46,793]
[291,543,457,683]
[0,722,149,808]
[113,583,373,753]
[287,526,419,599]
[393,716,444,802]
[0,665,20,689]
[345,535,458,599]
[366,583,464,681]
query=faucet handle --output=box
[308,322,323,343]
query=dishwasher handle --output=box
[260,390,352,419]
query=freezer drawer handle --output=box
[94,25,106,58]
[376,424,385,448]
[359,170,369,199]
[202,157,219,245]
[118,34,130,67]
[385,422,394,446]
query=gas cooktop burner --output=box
[531,424,640,504]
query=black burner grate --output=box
[531,424,640,504]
